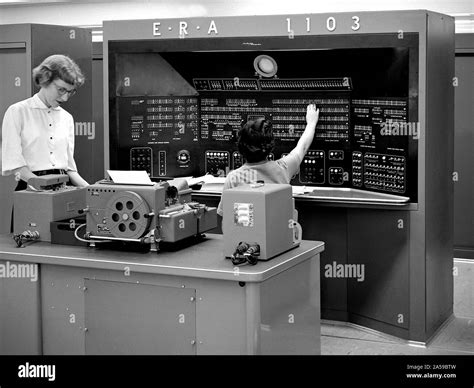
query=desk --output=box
[0,234,323,355]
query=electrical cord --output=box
[12,230,40,248]
[228,241,260,266]
[73,223,110,244]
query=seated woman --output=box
[217,103,319,217]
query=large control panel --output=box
[110,39,418,200]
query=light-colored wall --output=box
[0,0,473,38]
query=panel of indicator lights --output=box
[328,150,344,160]
[273,98,350,143]
[351,98,408,148]
[200,97,239,141]
[194,78,352,91]
[328,167,345,185]
[299,150,325,184]
[194,78,259,91]
[205,151,230,176]
[130,147,153,176]
[121,96,199,144]
[352,151,363,187]
[231,152,275,171]
[363,153,406,193]
[200,97,350,144]
[158,150,167,176]
[232,152,243,170]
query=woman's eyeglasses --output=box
[53,81,76,97]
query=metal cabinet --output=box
[454,34,474,259]
[347,210,410,335]
[0,235,322,355]
[0,43,28,234]
[0,259,42,355]
[83,279,196,355]
[296,203,349,321]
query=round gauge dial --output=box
[254,55,278,77]
[177,149,191,165]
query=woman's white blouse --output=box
[1,93,78,175]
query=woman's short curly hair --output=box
[32,54,85,88]
[237,118,275,163]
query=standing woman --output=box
[2,54,89,189]
[2,54,89,232]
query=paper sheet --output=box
[186,174,226,186]
[292,186,316,195]
[107,170,154,185]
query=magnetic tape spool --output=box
[105,191,151,239]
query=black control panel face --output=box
[111,44,416,199]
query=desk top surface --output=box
[193,188,415,209]
[0,234,324,282]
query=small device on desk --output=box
[27,174,68,190]
[80,177,217,251]
[13,174,86,246]
[222,183,302,265]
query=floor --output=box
[321,258,474,355]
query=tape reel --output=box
[105,191,151,239]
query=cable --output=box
[229,241,260,266]
[12,230,40,248]
[73,223,110,244]
[74,223,89,243]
